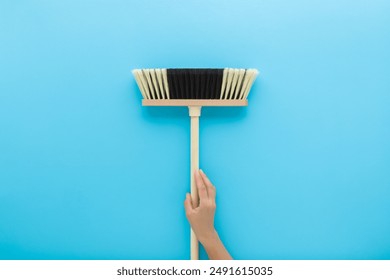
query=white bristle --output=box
[137,70,150,99]
[139,70,152,99]
[220,69,227,99]
[133,69,170,100]
[219,68,259,100]
[238,70,251,100]
[162,69,170,99]
[230,69,240,99]
[223,68,234,100]
[228,68,237,99]
[149,69,160,99]
[132,70,146,99]
[233,69,245,99]
[155,69,165,99]
[243,69,258,99]
[144,69,156,99]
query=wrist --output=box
[198,230,220,248]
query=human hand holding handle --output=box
[184,169,232,260]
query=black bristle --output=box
[199,71,206,99]
[190,69,195,99]
[185,70,190,99]
[181,69,186,99]
[204,70,210,99]
[176,71,181,98]
[167,69,224,99]
[167,70,176,99]
[211,70,218,99]
[216,71,223,99]
[195,69,200,99]
[207,70,213,98]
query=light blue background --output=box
[0,0,389,260]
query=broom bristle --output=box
[132,68,258,100]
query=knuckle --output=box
[206,201,216,209]
[185,210,193,218]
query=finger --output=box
[184,193,194,215]
[199,169,213,189]
[194,169,208,202]
[199,169,216,201]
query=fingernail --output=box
[200,169,204,174]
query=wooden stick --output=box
[189,106,201,260]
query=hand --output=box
[184,169,232,260]
[184,169,217,244]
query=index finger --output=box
[199,169,213,188]
[199,169,216,200]
[194,169,208,202]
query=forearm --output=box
[199,231,233,260]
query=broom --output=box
[132,68,258,260]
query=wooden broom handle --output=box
[189,106,201,260]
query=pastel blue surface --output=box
[0,0,389,260]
